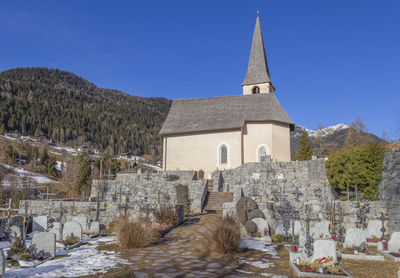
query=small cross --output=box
[242,200,255,222]
[291,186,303,202]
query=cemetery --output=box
[0,148,399,277]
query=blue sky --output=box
[1,1,399,139]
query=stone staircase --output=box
[202,180,234,212]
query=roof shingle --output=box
[159,93,294,135]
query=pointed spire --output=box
[242,12,272,86]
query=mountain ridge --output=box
[0,67,172,158]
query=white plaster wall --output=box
[243,122,291,162]
[164,130,242,175]
[271,122,291,161]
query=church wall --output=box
[271,122,291,161]
[243,122,273,163]
[164,130,242,176]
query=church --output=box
[159,14,294,176]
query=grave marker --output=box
[388,232,400,253]
[49,222,62,241]
[344,228,367,248]
[33,215,47,232]
[30,232,56,259]
[62,221,82,240]
[312,240,337,262]
[0,248,5,277]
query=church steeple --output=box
[242,12,274,95]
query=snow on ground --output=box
[240,237,278,257]
[4,237,131,278]
[236,237,288,277]
[140,162,163,171]
[0,163,58,184]
[51,145,78,156]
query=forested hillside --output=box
[0,68,171,157]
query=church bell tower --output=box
[242,12,275,95]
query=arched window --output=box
[220,145,227,164]
[252,86,260,94]
[259,146,267,162]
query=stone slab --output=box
[62,221,82,240]
[366,220,382,238]
[378,251,400,262]
[33,215,47,232]
[344,228,367,248]
[31,232,56,259]
[71,216,88,233]
[89,221,100,235]
[311,221,330,239]
[389,232,400,253]
[49,222,62,241]
[0,248,5,277]
[252,218,269,235]
[337,251,384,261]
[312,240,337,262]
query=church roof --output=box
[242,14,272,86]
[159,93,294,135]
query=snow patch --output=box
[4,236,130,278]
[0,163,58,184]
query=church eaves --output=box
[242,13,272,86]
[159,94,294,136]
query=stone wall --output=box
[213,157,334,229]
[91,170,206,215]
[17,149,400,233]
[379,148,400,202]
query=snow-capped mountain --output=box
[290,123,386,157]
[292,123,350,139]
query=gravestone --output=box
[49,222,62,241]
[62,221,82,240]
[0,248,5,277]
[311,221,330,239]
[71,216,88,233]
[312,240,337,262]
[236,197,258,224]
[33,215,47,232]
[89,222,100,235]
[366,220,382,239]
[30,232,56,259]
[223,202,236,217]
[388,232,400,253]
[252,218,269,235]
[244,221,258,234]
[344,228,367,248]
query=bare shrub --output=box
[112,216,159,249]
[152,204,177,225]
[207,215,241,254]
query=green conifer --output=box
[293,131,313,161]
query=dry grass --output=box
[206,214,241,254]
[152,204,177,225]
[111,216,159,249]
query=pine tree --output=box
[293,131,313,161]
[75,153,92,195]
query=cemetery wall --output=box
[379,148,400,202]
[213,158,334,230]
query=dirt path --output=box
[126,214,245,277]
